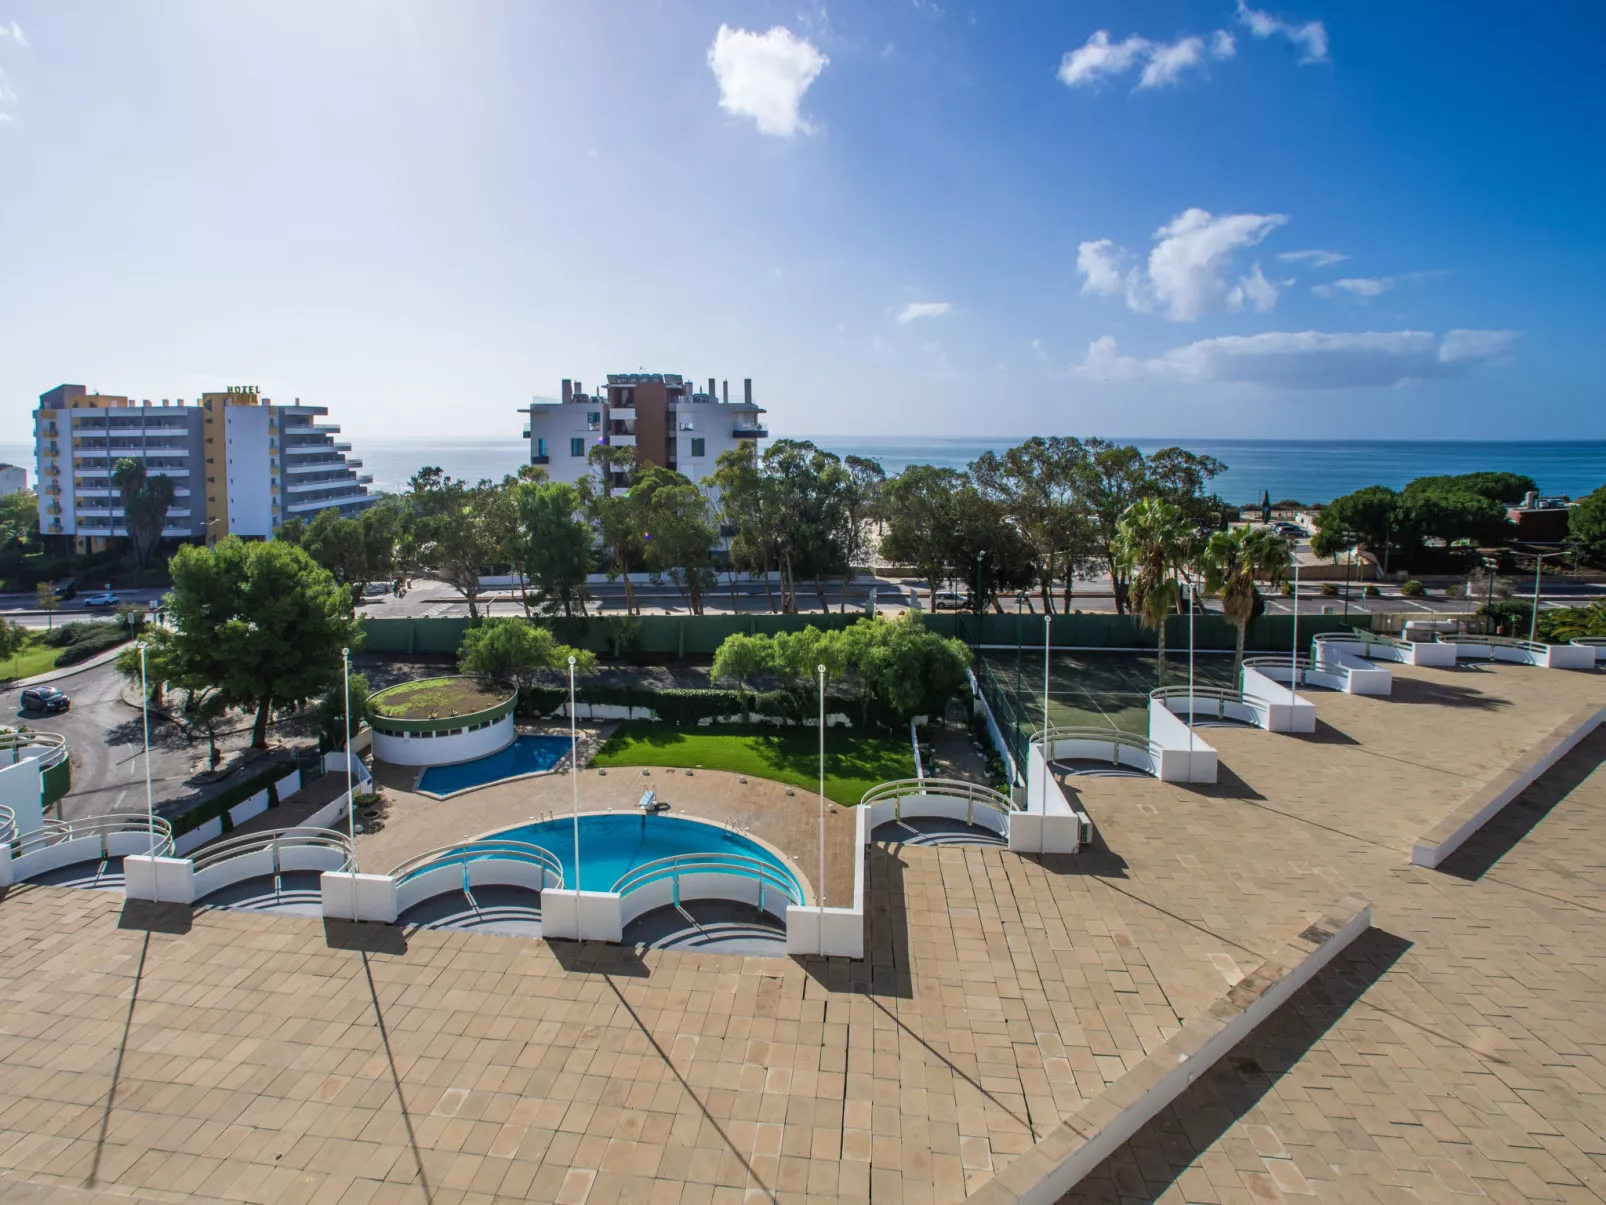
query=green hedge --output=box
[39,620,132,666]
[170,762,291,837]
[518,683,811,726]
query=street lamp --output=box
[139,643,155,866]
[342,646,357,919]
[1182,574,1196,753]
[1529,552,1563,645]
[1041,613,1050,817]
[817,663,827,954]
[1289,546,1302,700]
[569,655,580,903]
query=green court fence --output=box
[358,609,1381,660]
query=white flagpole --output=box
[817,663,826,954]
[1187,577,1195,752]
[1042,614,1050,816]
[343,648,357,917]
[1290,551,1301,700]
[570,656,580,903]
[140,644,156,902]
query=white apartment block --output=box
[520,373,768,488]
[0,464,27,496]
[34,384,375,553]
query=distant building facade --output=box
[33,384,375,553]
[0,464,27,496]
[520,373,768,488]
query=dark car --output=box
[20,686,70,714]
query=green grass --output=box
[591,723,916,806]
[0,636,63,683]
[371,675,511,719]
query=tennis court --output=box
[979,648,1241,738]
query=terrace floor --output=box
[0,661,1601,1205]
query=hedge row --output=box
[518,684,819,726]
[39,620,133,666]
[170,761,291,837]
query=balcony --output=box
[733,425,768,439]
[609,434,637,448]
[531,454,550,466]
[333,442,352,453]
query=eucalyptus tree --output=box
[836,455,886,612]
[880,465,966,607]
[1113,497,1191,688]
[633,465,718,614]
[705,443,776,611]
[578,445,644,614]
[407,467,508,620]
[512,480,593,616]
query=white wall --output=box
[373,712,515,769]
[224,404,274,536]
[0,465,26,495]
[0,758,43,836]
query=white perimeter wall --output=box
[373,713,515,767]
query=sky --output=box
[1,1,1603,442]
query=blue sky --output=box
[1,1,1602,441]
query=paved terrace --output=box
[0,662,1598,1205]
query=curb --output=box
[2,644,131,690]
[961,895,1373,1205]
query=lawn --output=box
[590,723,916,806]
[371,676,512,719]
[0,635,63,683]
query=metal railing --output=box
[0,729,68,771]
[1438,634,1547,653]
[1030,724,1157,767]
[389,839,563,889]
[1570,637,1606,649]
[1148,684,1269,723]
[191,826,353,875]
[1244,654,1312,671]
[612,852,802,913]
[0,804,13,846]
[12,812,174,859]
[1312,629,1410,651]
[859,777,1017,827]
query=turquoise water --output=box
[418,735,572,795]
[486,812,801,896]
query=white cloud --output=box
[1056,30,1151,88]
[1312,271,1444,300]
[1140,37,1206,88]
[1081,207,1289,321]
[707,25,829,138]
[896,300,953,323]
[1226,264,1280,313]
[1075,329,1519,389]
[1278,248,1347,267]
[1235,0,1328,63]
[1059,29,1226,90]
[0,21,23,45]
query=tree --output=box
[311,672,372,754]
[706,443,776,611]
[156,536,361,748]
[512,481,593,616]
[1199,526,1290,686]
[0,619,27,678]
[112,458,176,580]
[1408,472,1536,506]
[0,490,39,548]
[579,445,644,614]
[1113,497,1190,687]
[971,437,1095,614]
[457,618,597,693]
[836,456,886,612]
[1399,478,1511,547]
[633,466,717,614]
[1568,484,1606,566]
[35,582,59,631]
[1316,486,1401,573]
[408,468,506,620]
[880,465,966,607]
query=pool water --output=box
[418,735,574,796]
[484,812,802,895]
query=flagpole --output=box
[570,655,580,910]
[817,663,826,954]
[343,647,357,918]
[140,643,156,902]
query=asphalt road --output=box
[0,660,197,823]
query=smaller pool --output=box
[418,735,573,796]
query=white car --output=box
[82,592,120,607]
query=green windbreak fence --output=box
[357,609,1379,659]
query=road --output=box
[0,660,197,823]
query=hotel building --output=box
[33,384,374,553]
[520,373,768,487]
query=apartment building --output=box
[33,384,375,553]
[520,373,768,487]
[0,464,27,496]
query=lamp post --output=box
[1041,613,1050,817]
[1184,575,1196,753]
[1529,552,1561,645]
[343,646,357,918]
[1015,592,1026,713]
[569,655,580,900]
[1290,549,1301,700]
[817,663,826,954]
[139,643,155,873]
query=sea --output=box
[6,436,1602,507]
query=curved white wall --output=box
[373,712,515,767]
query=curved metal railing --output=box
[12,812,174,859]
[389,839,563,890]
[1030,724,1158,767]
[1571,636,1606,647]
[1244,654,1313,671]
[859,777,1017,827]
[1148,684,1270,723]
[1312,630,1409,651]
[192,826,353,875]
[0,728,68,771]
[1438,634,1547,653]
[0,804,14,846]
[612,852,803,913]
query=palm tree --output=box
[1199,526,1291,688]
[1113,497,1191,688]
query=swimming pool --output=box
[417,735,574,796]
[479,812,803,896]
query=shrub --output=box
[1319,582,1338,597]
[1363,584,1381,598]
[1444,584,1465,599]
[518,682,809,726]
[1400,580,1424,596]
[170,760,295,837]
[40,621,132,665]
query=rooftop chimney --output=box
[743,378,752,405]
[708,377,716,400]
[575,381,583,397]
[722,379,729,405]
[562,378,572,405]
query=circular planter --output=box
[368,676,518,768]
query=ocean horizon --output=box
[6,435,1601,508]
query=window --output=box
[536,437,547,459]
[586,411,601,431]
[570,437,585,457]
[690,438,706,458]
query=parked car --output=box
[20,686,70,714]
[932,590,971,610]
[82,592,120,607]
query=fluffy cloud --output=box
[707,25,828,137]
[1057,24,1242,91]
[1311,271,1443,300]
[897,301,953,323]
[1278,248,1347,267]
[1080,208,1289,321]
[1075,329,1519,389]
[1235,0,1328,63]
